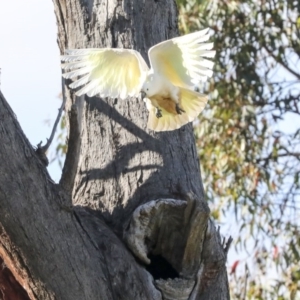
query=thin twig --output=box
[263,45,300,81]
[242,264,249,300]
[35,96,66,166]
[223,236,233,257]
[37,96,67,154]
[256,151,300,164]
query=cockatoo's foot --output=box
[156,108,163,118]
[175,103,185,115]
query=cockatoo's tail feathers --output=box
[61,48,149,99]
[147,87,207,132]
[180,88,207,119]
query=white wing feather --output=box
[148,28,215,88]
[61,49,149,99]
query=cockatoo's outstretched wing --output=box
[61,49,149,99]
[146,88,208,131]
[148,28,215,88]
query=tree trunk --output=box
[0,0,230,299]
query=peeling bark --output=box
[0,0,231,299]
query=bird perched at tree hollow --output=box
[61,28,215,131]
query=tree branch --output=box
[35,96,66,166]
[223,236,233,257]
[59,100,82,196]
[263,45,300,81]
[256,150,300,164]
[0,90,161,300]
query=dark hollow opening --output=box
[0,257,30,300]
[145,254,179,280]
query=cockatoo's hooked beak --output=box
[140,91,146,100]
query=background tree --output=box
[177,0,300,298]
[0,0,231,299]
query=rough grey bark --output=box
[0,91,160,299]
[0,0,231,299]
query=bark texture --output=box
[54,0,208,232]
[0,91,159,299]
[0,0,231,299]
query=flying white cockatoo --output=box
[61,28,215,131]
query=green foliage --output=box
[177,0,300,298]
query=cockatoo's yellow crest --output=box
[61,28,215,131]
